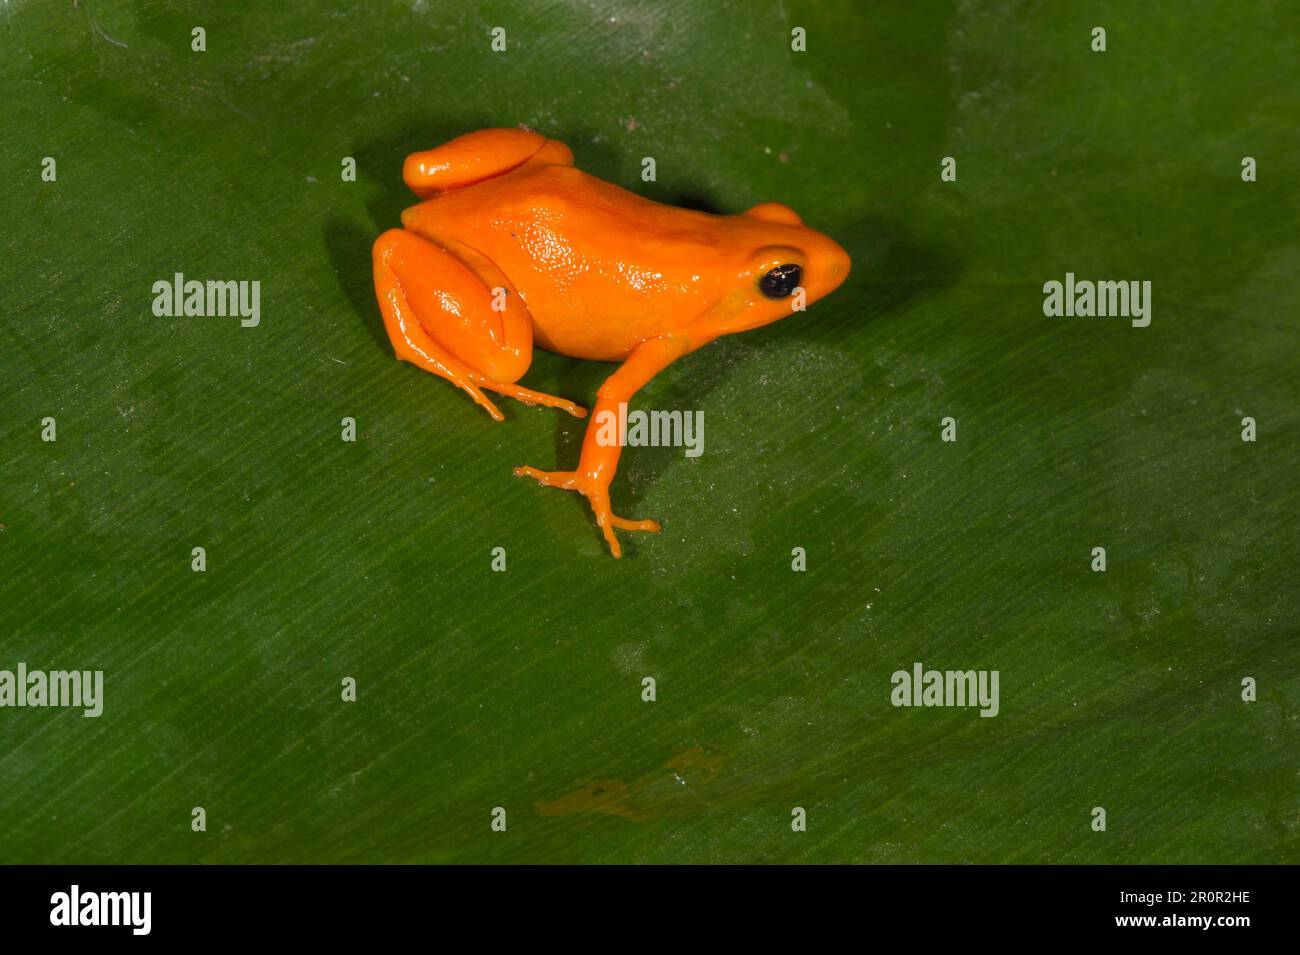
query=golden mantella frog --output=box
[372,128,851,557]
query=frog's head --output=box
[701,202,851,338]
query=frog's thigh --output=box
[372,228,533,387]
[403,129,574,196]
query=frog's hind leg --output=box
[372,228,585,421]
[403,128,573,197]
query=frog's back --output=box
[409,164,735,360]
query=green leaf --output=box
[1,1,1296,863]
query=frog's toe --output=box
[513,466,577,490]
[591,511,658,559]
[468,388,506,422]
[609,514,661,534]
[597,519,624,559]
[480,380,587,419]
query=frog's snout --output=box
[813,235,852,300]
[828,241,851,282]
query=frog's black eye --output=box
[758,263,802,299]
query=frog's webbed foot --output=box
[513,467,660,558]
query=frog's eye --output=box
[758,263,802,299]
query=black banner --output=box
[0,864,1287,942]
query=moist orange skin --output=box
[373,128,851,557]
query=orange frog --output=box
[372,128,851,557]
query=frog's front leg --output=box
[372,229,586,421]
[515,336,691,558]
